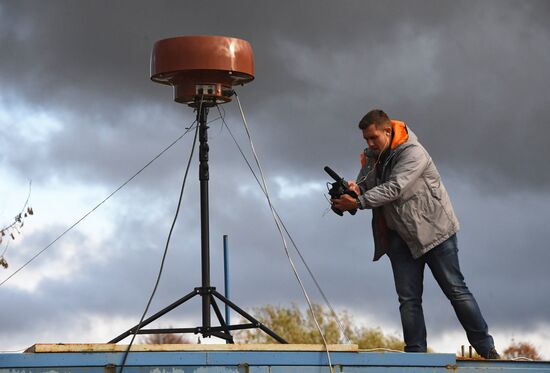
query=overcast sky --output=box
[1,0,549,357]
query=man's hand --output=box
[331,193,357,212]
[348,180,361,196]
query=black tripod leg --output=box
[210,331,234,341]
[210,295,234,344]
[211,290,287,344]
[109,289,199,343]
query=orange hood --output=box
[360,120,409,167]
[389,120,409,149]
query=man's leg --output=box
[386,231,427,352]
[425,234,495,356]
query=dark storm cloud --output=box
[243,1,550,190]
[2,0,549,190]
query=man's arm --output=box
[357,145,430,209]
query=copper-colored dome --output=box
[151,35,254,105]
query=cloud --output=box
[2,1,549,190]
[274,177,324,199]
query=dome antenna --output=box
[110,35,286,345]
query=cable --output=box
[233,93,335,373]
[356,136,388,186]
[216,103,349,345]
[119,102,202,373]
[216,105,351,344]
[234,94,335,370]
[219,104,350,342]
[0,123,197,288]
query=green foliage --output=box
[235,304,404,350]
[353,326,405,351]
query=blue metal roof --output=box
[1,349,549,372]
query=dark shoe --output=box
[480,348,500,359]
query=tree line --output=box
[141,303,543,360]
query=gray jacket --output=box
[356,127,459,260]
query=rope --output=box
[234,92,335,373]
[216,104,351,344]
[119,101,202,373]
[0,122,197,288]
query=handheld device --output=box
[324,166,358,216]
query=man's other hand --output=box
[331,194,357,212]
[348,180,361,195]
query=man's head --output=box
[358,109,393,156]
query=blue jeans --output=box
[386,231,494,354]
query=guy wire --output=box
[0,119,199,288]
[119,98,203,373]
[216,105,351,345]
[233,93,335,373]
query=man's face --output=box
[362,124,390,156]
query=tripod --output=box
[110,99,286,344]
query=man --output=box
[331,109,499,358]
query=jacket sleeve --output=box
[357,145,429,209]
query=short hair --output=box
[358,109,392,130]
